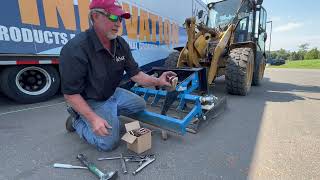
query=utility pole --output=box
[266,20,273,59]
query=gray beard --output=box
[106,32,117,40]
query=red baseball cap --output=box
[89,0,131,19]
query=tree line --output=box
[269,43,320,61]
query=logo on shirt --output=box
[115,56,125,62]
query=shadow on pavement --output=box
[0,72,318,180]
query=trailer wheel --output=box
[252,54,266,86]
[164,51,180,68]
[225,48,254,96]
[0,65,60,103]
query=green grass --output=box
[269,59,320,69]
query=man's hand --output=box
[158,71,177,86]
[131,71,177,87]
[91,116,112,136]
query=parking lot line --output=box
[0,102,66,116]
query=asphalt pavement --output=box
[0,68,319,180]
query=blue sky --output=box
[204,0,320,51]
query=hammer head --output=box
[101,171,118,180]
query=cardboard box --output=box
[121,121,152,154]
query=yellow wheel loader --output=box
[165,0,268,95]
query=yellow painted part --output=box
[186,18,196,67]
[207,25,235,84]
[18,0,40,25]
[190,32,203,67]
[195,33,211,58]
[177,48,184,67]
[42,0,76,30]
[177,47,188,67]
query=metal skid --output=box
[129,67,225,135]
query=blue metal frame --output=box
[129,69,205,135]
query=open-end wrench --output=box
[132,155,156,175]
[77,154,118,180]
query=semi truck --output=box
[0,0,206,103]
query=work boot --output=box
[66,106,79,132]
[65,115,76,132]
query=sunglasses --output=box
[98,11,122,23]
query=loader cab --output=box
[232,0,267,54]
[206,0,240,28]
[206,0,267,54]
[255,5,267,54]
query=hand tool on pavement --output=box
[132,155,156,175]
[77,154,118,180]
[119,153,128,174]
[98,154,155,174]
[97,153,127,174]
[97,154,152,161]
[53,163,88,169]
[97,155,135,161]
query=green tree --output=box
[298,43,310,52]
[304,48,320,60]
[270,51,277,59]
[297,43,310,60]
[276,48,290,60]
[289,51,300,60]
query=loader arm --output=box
[186,18,199,67]
[207,24,235,84]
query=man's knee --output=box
[96,141,119,151]
[95,136,120,151]
[75,122,120,151]
[137,97,146,111]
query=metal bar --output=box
[151,91,161,106]
[128,96,202,135]
[131,87,200,102]
[128,111,183,134]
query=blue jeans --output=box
[73,88,146,151]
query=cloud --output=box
[274,22,303,32]
[269,34,320,51]
[270,16,281,22]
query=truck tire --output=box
[252,54,266,86]
[164,51,180,68]
[0,65,60,103]
[225,48,254,96]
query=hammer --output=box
[77,154,118,180]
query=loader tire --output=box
[252,54,266,86]
[225,48,254,96]
[0,65,60,104]
[164,51,180,68]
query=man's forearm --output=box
[131,71,160,87]
[64,94,98,123]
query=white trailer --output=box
[0,0,207,103]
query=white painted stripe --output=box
[39,60,53,64]
[0,61,17,65]
[0,60,56,65]
[0,102,66,116]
